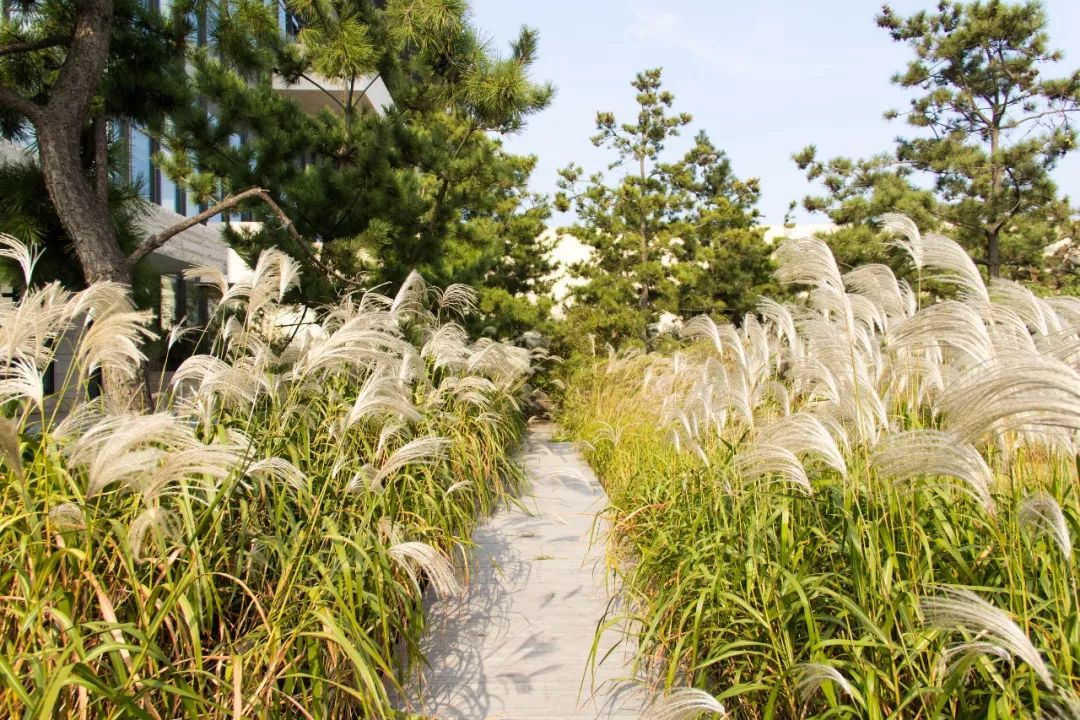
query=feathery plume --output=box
[247,457,308,492]
[645,687,726,719]
[756,412,847,477]
[48,502,85,530]
[75,298,156,380]
[0,416,23,481]
[794,662,860,703]
[345,373,422,427]
[1018,492,1073,558]
[388,540,462,598]
[0,357,43,408]
[939,355,1080,442]
[734,445,813,495]
[436,283,478,317]
[373,435,450,486]
[921,585,1054,688]
[871,430,995,514]
[774,237,845,297]
[128,506,176,561]
[0,233,42,286]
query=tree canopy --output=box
[557,68,775,352]
[797,0,1080,282]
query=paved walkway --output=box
[400,425,647,719]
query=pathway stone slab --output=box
[401,425,646,719]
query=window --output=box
[130,127,153,201]
[153,140,180,214]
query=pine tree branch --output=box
[128,187,270,265]
[127,187,363,288]
[0,86,43,124]
[0,34,71,57]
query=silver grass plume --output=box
[65,413,200,496]
[0,282,71,369]
[0,416,23,481]
[755,413,846,477]
[734,444,813,495]
[242,248,301,319]
[75,295,156,380]
[887,302,994,369]
[0,357,43,408]
[939,355,1080,442]
[919,236,989,303]
[883,213,990,303]
[936,641,1014,684]
[1046,296,1080,331]
[467,339,532,388]
[375,420,409,459]
[436,283,478,317]
[645,687,726,719]
[388,540,462,598]
[990,278,1059,337]
[422,322,470,371]
[391,270,434,324]
[247,457,308,493]
[680,316,746,370]
[870,430,995,514]
[373,435,450,486]
[292,318,408,378]
[774,236,845,297]
[345,373,422,427]
[183,265,229,303]
[143,443,243,499]
[793,662,860,704]
[1041,695,1080,720]
[881,213,924,268]
[48,502,85,530]
[1018,492,1073,558]
[921,585,1055,688]
[128,505,177,561]
[844,263,909,325]
[757,297,801,360]
[0,233,42,286]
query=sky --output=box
[468,0,1080,228]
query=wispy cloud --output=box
[625,6,830,81]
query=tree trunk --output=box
[987,228,1001,279]
[36,126,131,285]
[38,122,153,411]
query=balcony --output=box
[272,72,392,118]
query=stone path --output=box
[400,424,647,719]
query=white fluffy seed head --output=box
[388,540,462,598]
[794,662,859,704]
[921,585,1054,689]
[871,430,996,514]
[1018,492,1073,559]
[646,687,726,719]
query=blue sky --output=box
[468,0,1080,227]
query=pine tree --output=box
[557,68,774,351]
[796,0,1080,280]
[169,0,555,318]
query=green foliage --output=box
[165,0,556,334]
[797,0,1080,283]
[557,68,776,353]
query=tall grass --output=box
[0,235,538,718]
[563,217,1080,718]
